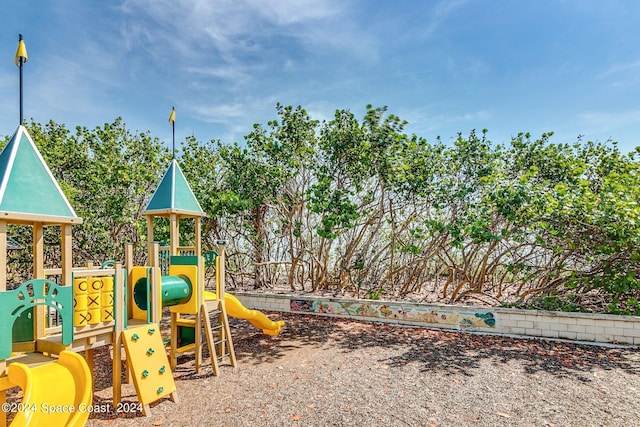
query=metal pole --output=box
[19,34,24,125]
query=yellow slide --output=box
[7,351,92,427]
[204,291,285,336]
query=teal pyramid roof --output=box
[144,159,205,216]
[0,126,81,224]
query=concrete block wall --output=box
[234,291,640,345]
[496,308,640,344]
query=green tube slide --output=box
[133,275,192,311]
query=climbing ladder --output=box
[169,299,236,376]
[203,242,236,375]
[168,242,236,376]
[202,298,236,376]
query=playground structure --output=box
[0,125,284,426]
[130,158,239,375]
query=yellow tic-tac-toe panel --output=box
[73,277,89,327]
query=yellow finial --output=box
[14,35,28,67]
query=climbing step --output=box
[175,318,196,327]
[169,311,202,372]
[176,343,196,353]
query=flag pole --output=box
[19,36,23,124]
[16,34,28,125]
[172,110,175,159]
[169,106,176,159]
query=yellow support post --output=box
[216,241,226,300]
[148,242,161,324]
[112,263,126,409]
[169,214,179,256]
[125,243,134,320]
[33,223,45,341]
[33,223,44,278]
[61,224,72,286]
[195,217,202,260]
[146,217,154,248]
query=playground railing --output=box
[178,246,196,256]
[157,246,197,275]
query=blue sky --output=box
[1,0,639,152]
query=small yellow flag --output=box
[14,37,28,67]
[168,107,176,124]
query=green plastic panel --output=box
[12,307,34,343]
[178,324,195,347]
[0,279,73,359]
[204,250,217,267]
[170,255,199,266]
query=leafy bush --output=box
[4,107,639,314]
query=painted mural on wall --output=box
[290,299,496,328]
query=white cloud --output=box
[421,0,470,39]
[118,0,360,64]
[403,105,490,127]
[601,60,640,87]
[382,105,492,144]
[304,100,339,125]
[604,60,640,75]
[109,0,385,143]
[578,110,640,129]
[194,103,247,121]
[188,93,279,140]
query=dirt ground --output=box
[75,312,640,427]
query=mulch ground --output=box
[4,311,639,426]
[80,312,640,427]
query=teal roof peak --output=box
[144,159,205,217]
[0,126,81,223]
